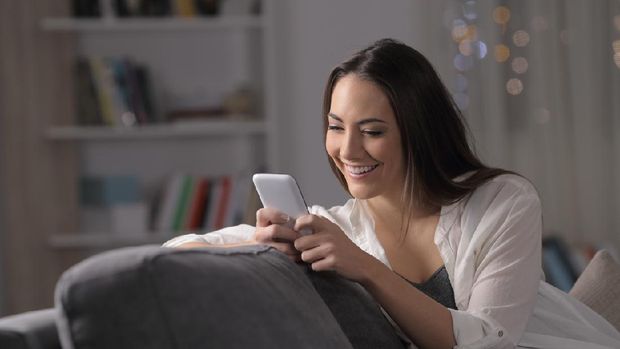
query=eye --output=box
[363,129,384,137]
[327,125,344,132]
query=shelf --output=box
[49,232,180,249]
[41,16,263,32]
[46,119,266,141]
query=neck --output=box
[365,194,440,237]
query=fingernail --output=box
[280,214,290,222]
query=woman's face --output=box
[326,74,405,201]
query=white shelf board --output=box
[46,119,266,141]
[41,16,263,32]
[49,232,181,249]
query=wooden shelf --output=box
[41,16,263,32]
[46,119,266,141]
[49,232,185,249]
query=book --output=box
[186,177,209,230]
[155,174,184,232]
[204,177,222,231]
[74,58,103,125]
[213,176,232,230]
[88,57,116,125]
[172,175,194,231]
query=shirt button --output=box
[498,330,504,337]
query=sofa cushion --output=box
[0,308,60,349]
[569,250,620,331]
[55,244,352,349]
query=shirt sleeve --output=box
[450,177,543,348]
[162,224,255,247]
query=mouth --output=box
[343,163,379,178]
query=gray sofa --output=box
[2,245,619,349]
[0,244,404,349]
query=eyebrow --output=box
[328,113,387,126]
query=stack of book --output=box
[154,173,260,233]
[74,56,156,127]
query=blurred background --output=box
[0,0,619,316]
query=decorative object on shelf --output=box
[222,84,257,116]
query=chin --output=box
[346,184,379,200]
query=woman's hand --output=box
[293,214,376,282]
[253,207,303,262]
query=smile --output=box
[344,164,379,177]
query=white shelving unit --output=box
[41,16,263,31]
[46,119,265,141]
[43,1,276,249]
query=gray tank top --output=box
[400,265,457,310]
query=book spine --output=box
[155,174,184,232]
[186,177,208,230]
[214,176,232,230]
[172,175,194,231]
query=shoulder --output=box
[456,174,541,233]
[466,173,540,209]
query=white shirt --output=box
[163,174,620,348]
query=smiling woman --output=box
[164,39,620,349]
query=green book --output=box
[171,176,194,231]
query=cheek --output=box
[325,135,339,159]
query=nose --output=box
[340,130,364,161]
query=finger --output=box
[294,234,323,252]
[300,242,335,263]
[256,207,291,227]
[256,224,301,243]
[311,256,335,272]
[294,214,324,232]
[268,242,301,256]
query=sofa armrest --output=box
[55,244,352,349]
[0,308,60,349]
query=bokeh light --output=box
[492,6,511,25]
[453,92,470,110]
[531,16,548,32]
[513,30,530,47]
[474,41,488,59]
[511,57,529,74]
[613,40,620,53]
[459,39,474,56]
[454,54,475,71]
[494,44,510,62]
[452,20,468,42]
[506,78,524,95]
[454,74,468,92]
[462,1,477,21]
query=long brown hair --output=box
[323,39,512,233]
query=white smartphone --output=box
[252,173,311,234]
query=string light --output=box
[513,30,530,47]
[494,44,510,62]
[511,57,528,74]
[506,78,523,95]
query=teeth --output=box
[345,164,377,175]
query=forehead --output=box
[329,74,394,122]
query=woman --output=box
[165,39,620,348]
